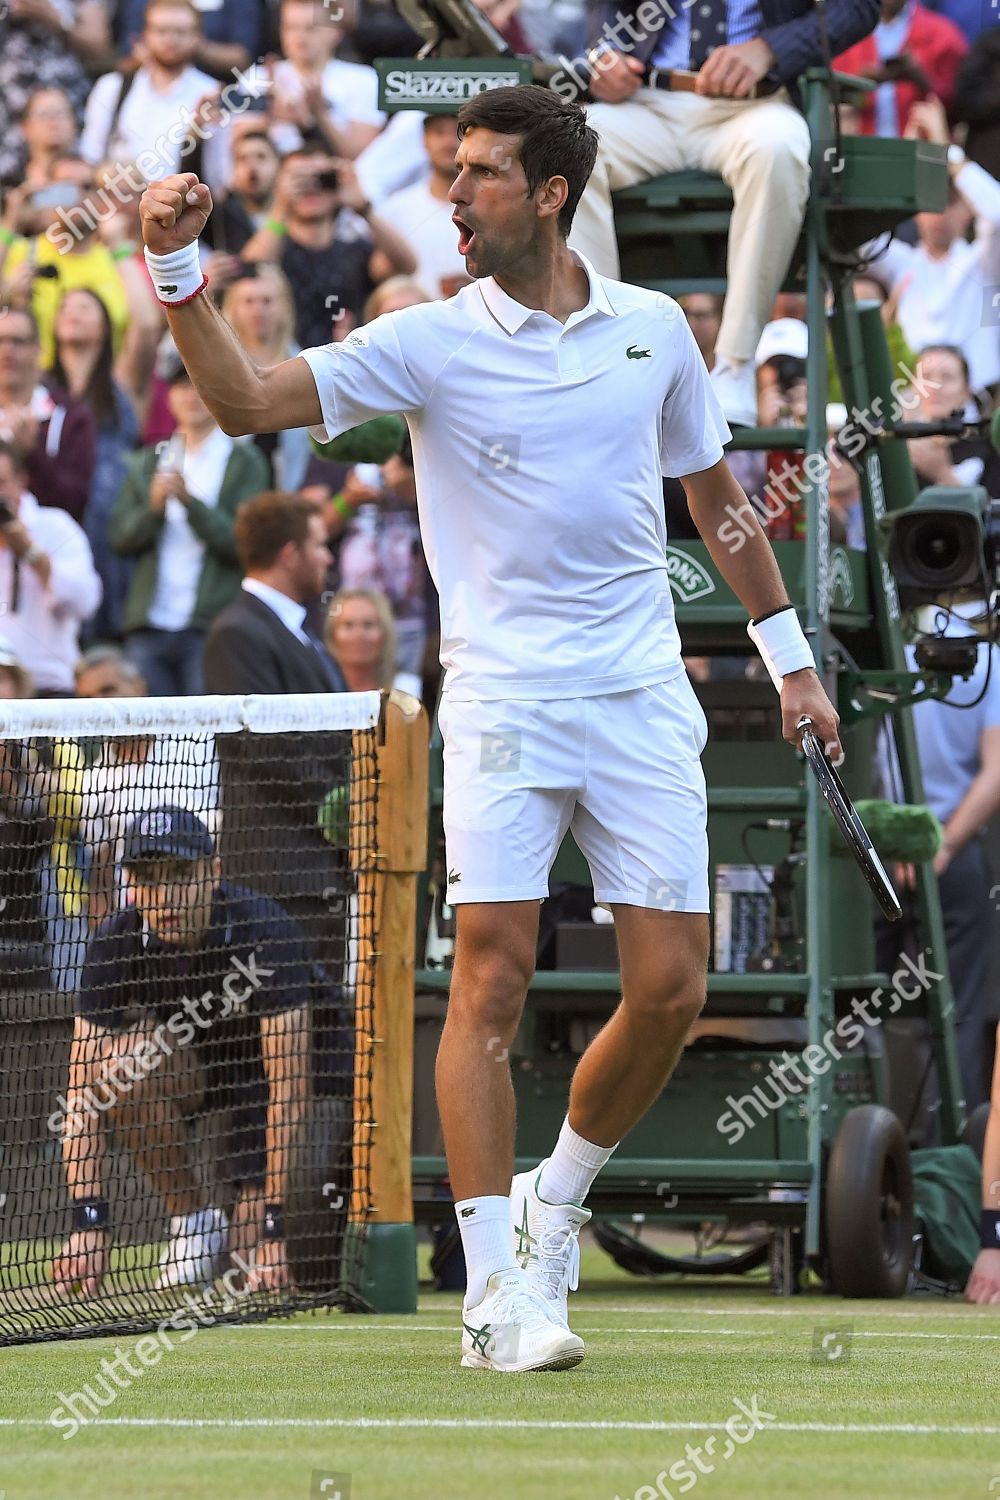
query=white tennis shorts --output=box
[439,674,710,910]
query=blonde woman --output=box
[221,262,312,491]
[362,276,431,322]
[326,587,420,697]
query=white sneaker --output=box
[510,1161,591,1328]
[155,1207,229,1291]
[460,1267,584,1372]
[709,358,758,428]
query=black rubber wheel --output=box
[961,1102,991,1162]
[826,1104,914,1298]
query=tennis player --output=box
[139,84,841,1371]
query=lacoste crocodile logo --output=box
[626,344,652,360]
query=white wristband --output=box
[143,241,206,305]
[747,605,814,692]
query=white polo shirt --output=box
[301,253,730,701]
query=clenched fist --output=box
[140,172,214,257]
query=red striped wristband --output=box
[155,274,209,309]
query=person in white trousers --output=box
[567,0,880,425]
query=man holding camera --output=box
[567,0,880,426]
[239,150,417,348]
[0,436,100,695]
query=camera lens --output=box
[901,516,977,589]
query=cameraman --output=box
[239,150,416,348]
[51,805,313,1298]
[0,438,100,695]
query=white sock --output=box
[455,1195,516,1307]
[537,1118,618,1206]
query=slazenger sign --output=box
[663,545,717,603]
[377,59,532,112]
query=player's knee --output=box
[449,950,532,1035]
[627,976,706,1032]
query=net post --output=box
[351,690,427,1312]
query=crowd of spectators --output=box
[0,0,559,708]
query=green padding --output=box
[912,1144,982,1284]
[359,1223,418,1313]
[827,800,942,862]
[309,414,406,465]
[317,785,349,847]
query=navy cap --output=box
[122,805,214,865]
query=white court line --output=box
[229,1324,744,1336]
[570,1304,986,1319]
[228,1323,1000,1342]
[2,1417,997,1436]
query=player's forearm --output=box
[163,292,273,436]
[264,1095,305,1203]
[364,210,418,275]
[940,765,1000,856]
[685,466,795,623]
[62,1093,107,1201]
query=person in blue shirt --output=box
[50,803,345,1300]
[878,607,1000,1109]
[117,0,264,80]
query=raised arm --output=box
[139,173,322,437]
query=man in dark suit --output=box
[203,489,352,1289]
[202,489,348,950]
[568,0,880,427]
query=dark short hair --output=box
[0,439,28,475]
[456,85,599,238]
[234,491,323,572]
[917,343,970,387]
[234,129,281,158]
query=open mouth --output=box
[452,213,477,257]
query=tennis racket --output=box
[797,715,902,922]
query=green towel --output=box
[309,414,406,466]
[911,1143,982,1284]
[826,799,942,862]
